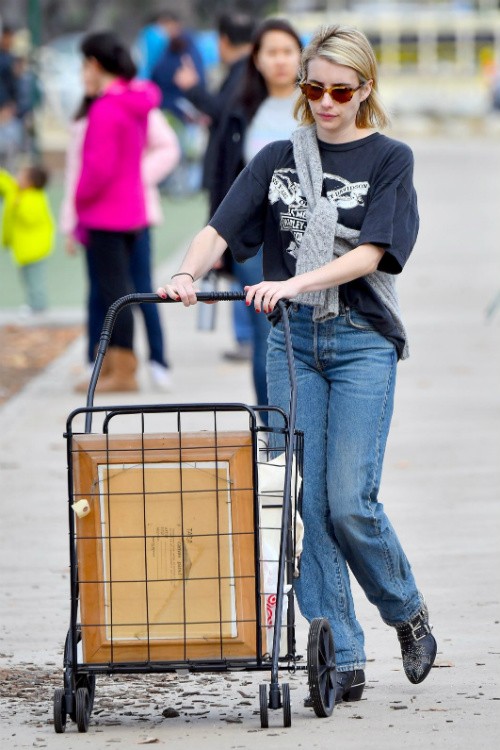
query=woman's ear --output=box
[360,79,373,102]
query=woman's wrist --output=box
[171,272,195,282]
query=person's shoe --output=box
[93,347,138,393]
[304,669,365,707]
[74,353,112,393]
[396,605,437,684]
[222,343,252,362]
[148,361,172,392]
[335,669,365,702]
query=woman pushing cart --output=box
[158,24,437,703]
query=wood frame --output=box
[71,431,257,664]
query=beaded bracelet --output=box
[171,272,195,282]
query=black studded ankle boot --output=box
[335,669,366,702]
[396,605,437,684]
[304,669,365,708]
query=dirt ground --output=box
[0,324,82,406]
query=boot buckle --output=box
[409,615,431,641]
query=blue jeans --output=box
[232,249,271,409]
[231,280,252,345]
[266,304,422,671]
[85,228,168,366]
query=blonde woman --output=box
[158,25,437,702]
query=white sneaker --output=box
[148,361,172,391]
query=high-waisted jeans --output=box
[266,304,423,671]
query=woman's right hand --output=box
[157,273,198,306]
[157,226,228,304]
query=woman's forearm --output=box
[295,244,385,294]
[174,226,228,281]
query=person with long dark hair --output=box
[61,93,180,392]
[212,18,303,411]
[75,31,160,392]
[158,24,437,702]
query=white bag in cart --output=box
[258,452,304,656]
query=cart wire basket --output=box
[53,293,336,733]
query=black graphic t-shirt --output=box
[210,132,419,355]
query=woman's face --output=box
[254,30,301,92]
[81,57,103,97]
[305,57,372,143]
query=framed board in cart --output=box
[71,431,257,664]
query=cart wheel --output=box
[81,674,96,713]
[307,617,336,718]
[70,674,96,722]
[259,683,269,729]
[75,686,90,732]
[53,688,67,733]
[282,682,291,728]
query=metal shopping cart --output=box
[52,293,336,733]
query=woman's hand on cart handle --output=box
[157,227,228,305]
[244,278,302,313]
[157,272,197,306]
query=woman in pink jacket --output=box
[61,101,180,391]
[74,31,161,392]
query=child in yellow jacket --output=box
[0,165,54,313]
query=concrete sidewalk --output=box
[0,138,499,748]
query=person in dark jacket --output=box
[174,12,257,358]
[0,24,21,169]
[150,11,205,122]
[0,24,17,109]
[174,12,256,214]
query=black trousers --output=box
[86,229,136,350]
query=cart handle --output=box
[84,293,297,440]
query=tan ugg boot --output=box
[94,347,139,393]
[74,350,112,394]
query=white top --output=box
[243,92,299,165]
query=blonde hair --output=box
[294,24,390,129]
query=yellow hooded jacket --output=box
[0,169,54,266]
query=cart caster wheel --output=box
[70,674,96,722]
[307,617,336,718]
[53,688,67,733]
[82,674,96,713]
[282,682,291,728]
[75,686,91,732]
[259,684,269,729]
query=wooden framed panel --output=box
[71,431,256,664]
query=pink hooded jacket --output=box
[75,78,161,232]
[60,110,180,237]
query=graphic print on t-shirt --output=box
[269,168,370,257]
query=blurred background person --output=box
[75,31,160,393]
[150,10,207,197]
[61,95,180,392]
[180,18,302,413]
[13,52,41,161]
[0,164,54,315]
[174,11,257,360]
[0,23,22,170]
[150,10,205,123]
[174,11,256,217]
[135,10,172,81]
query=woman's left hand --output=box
[244,278,302,313]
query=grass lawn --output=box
[0,182,208,310]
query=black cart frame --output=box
[53,293,336,733]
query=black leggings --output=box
[86,229,136,350]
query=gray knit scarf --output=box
[291,125,409,359]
